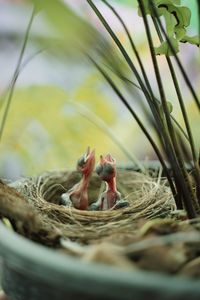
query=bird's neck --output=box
[81,173,91,190]
[107,177,116,192]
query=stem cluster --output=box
[87,0,200,219]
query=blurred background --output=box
[0,0,199,180]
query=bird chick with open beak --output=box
[60,147,95,210]
[90,154,129,210]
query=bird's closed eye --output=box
[96,164,103,175]
[77,156,86,168]
[104,164,114,174]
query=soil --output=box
[0,170,200,279]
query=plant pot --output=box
[0,165,199,300]
[1,222,200,300]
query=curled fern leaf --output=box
[138,0,199,55]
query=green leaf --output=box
[175,6,191,28]
[156,1,191,29]
[180,35,200,46]
[155,37,179,56]
[31,0,102,56]
[175,27,186,41]
[163,10,177,37]
[138,0,197,54]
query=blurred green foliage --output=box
[0,74,120,175]
[0,0,199,178]
[32,0,105,58]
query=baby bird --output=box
[91,154,128,210]
[60,147,95,210]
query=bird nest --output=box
[2,169,175,245]
[2,170,200,277]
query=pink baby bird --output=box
[91,154,122,210]
[60,147,95,210]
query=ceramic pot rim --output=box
[1,221,200,297]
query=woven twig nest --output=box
[6,169,175,245]
[2,170,200,276]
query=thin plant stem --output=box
[99,0,173,150]
[139,0,197,218]
[149,0,200,111]
[152,16,200,204]
[101,1,187,145]
[89,55,177,202]
[100,0,187,146]
[88,0,185,209]
[0,6,35,142]
[87,0,175,169]
[104,61,189,142]
[92,0,189,183]
[152,17,197,164]
[101,0,157,106]
[87,0,159,120]
[88,0,198,214]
